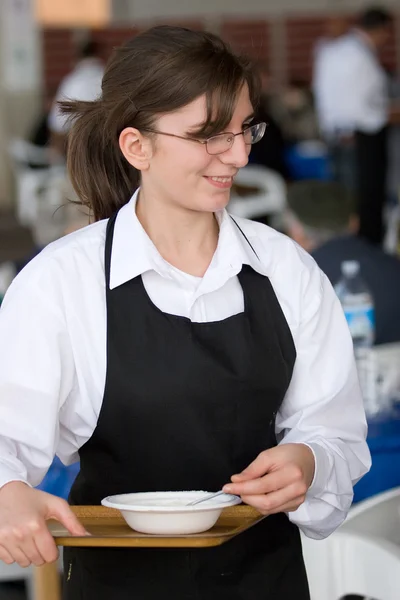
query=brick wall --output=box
[220,20,270,65]
[42,29,75,98]
[90,27,140,62]
[286,17,327,83]
[41,13,400,97]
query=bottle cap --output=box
[341,260,360,278]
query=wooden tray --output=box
[49,505,265,548]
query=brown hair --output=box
[59,25,260,221]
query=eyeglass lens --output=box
[206,123,265,155]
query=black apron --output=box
[64,211,310,599]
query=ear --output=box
[119,127,153,171]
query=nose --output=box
[219,133,249,169]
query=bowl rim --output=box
[101,490,242,513]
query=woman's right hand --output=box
[0,481,87,567]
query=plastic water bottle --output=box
[335,260,377,417]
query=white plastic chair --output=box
[9,139,50,168]
[301,487,400,600]
[8,138,52,228]
[31,165,70,247]
[228,165,287,226]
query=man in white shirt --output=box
[313,7,398,246]
[48,40,104,155]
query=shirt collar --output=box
[109,189,269,290]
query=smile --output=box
[209,177,232,183]
[205,176,234,189]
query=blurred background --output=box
[0,1,400,599]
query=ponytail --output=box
[59,99,139,221]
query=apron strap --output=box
[105,212,118,290]
[230,216,260,260]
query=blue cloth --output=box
[36,457,80,500]
[353,414,400,502]
[284,144,332,181]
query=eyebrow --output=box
[187,112,256,136]
[243,113,255,122]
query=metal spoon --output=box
[187,490,226,506]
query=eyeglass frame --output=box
[140,122,267,156]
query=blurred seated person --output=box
[249,66,289,179]
[30,92,53,149]
[20,93,54,169]
[48,39,104,158]
[269,80,320,144]
[285,180,400,345]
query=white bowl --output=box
[101,491,241,535]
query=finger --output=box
[224,468,293,496]
[17,537,45,567]
[0,545,14,565]
[270,496,306,514]
[8,546,31,568]
[230,450,275,482]
[241,482,306,514]
[47,499,88,536]
[34,526,59,564]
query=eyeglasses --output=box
[141,122,267,156]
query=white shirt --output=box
[313,31,389,136]
[48,58,104,133]
[0,191,370,540]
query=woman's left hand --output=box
[222,443,315,515]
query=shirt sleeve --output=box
[0,259,76,489]
[276,259,371,540]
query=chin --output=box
[184,190,231,214]
[205,191,231,212]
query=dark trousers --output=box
[355,126,388,245]
[329,138,357,192]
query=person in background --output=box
[285,179,400,345]
[29,92,53,150]
[48,39,104,157]
[270,80,320,144]
[249,66,289,179]
[313,6,400,245]
[312,16,349,64]
[0,26,369,599]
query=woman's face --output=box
[142,83,254,214]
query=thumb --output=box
[46,497,88,536]
[231,449,274,482]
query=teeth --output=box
[210,177,231,183]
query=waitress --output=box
[0,26,370,599]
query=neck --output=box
[355,28,377,51]
[136,188,219,277]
